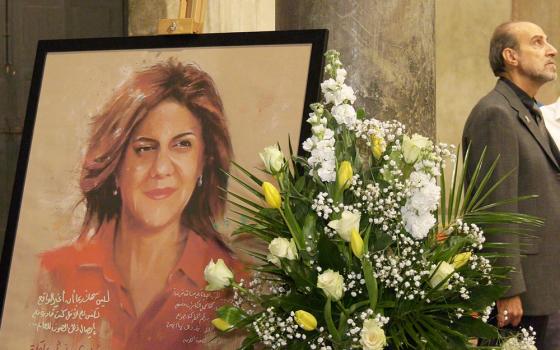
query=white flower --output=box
[267,253,281,267]
[402,134,432,164]
[401,171,440,239]
[268,237,298,260]
[328,211,361,241]
[312,124,326,137]
[321,78,338,99]
[259,145,285,173]
[402,209,436,240]
[302,138,314,152]
[317,269,345,300]
[360,319,387,350]
[305,128,337,183]
[204,259,234,291]
[409,175,440,211]
[339,84,356,104]
[321,78,356,106]
[307,112,321,124]
[501,335,537,350]
[331,104,357,128]
[429,261,455,289]
[501,338,520,350]
[317,161,337,182]
[335,68,347,83]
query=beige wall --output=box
[435,0,511,147]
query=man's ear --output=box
[502,48,518,67]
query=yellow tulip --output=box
[337,161,353,190]
[262,182,282,209]
[294,310,317,331]
[370,134,385,160]
[211,318,233,331]
[452,252,472,269]
[350,228,364,258]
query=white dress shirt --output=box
[540,97,560,148]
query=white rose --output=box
[268,237,298,260]
[259,145,285,173]
[267,253,281,267]
[402,134,432,164]
[328,211,361,242]
[204,259,234,291]
[331,104,357,127]
[317,269,345,300]
[428,261,455,289]
[360,319,387,350]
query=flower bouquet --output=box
[203,51,539,349]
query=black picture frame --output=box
[0,29,327,348]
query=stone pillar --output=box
[276,0,436,137]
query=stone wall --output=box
[277,0,436,137]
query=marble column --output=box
[276,0,436,137]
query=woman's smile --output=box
[143,187,177,200]
[117,99,205,229]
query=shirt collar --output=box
[500,77,540,112]
[77,220,228,289]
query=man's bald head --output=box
[489,21,522,76]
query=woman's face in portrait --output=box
[117,99,205,230]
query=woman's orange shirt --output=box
[36,221,246,350]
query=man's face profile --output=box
[509,22,558,84]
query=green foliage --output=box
[204,51,540,349]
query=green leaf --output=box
[357,108,366,119]
[280,195,303,248]
[281,259,317,291]
[301,213,318,254]
[217,305,248,322]
[468,284,508,309]
[446,146,461,223]
[452,317,498,339]
[439,163,447,226]
[266,292,323,313]
[294,176,306,193]
[239,333,259,350]
[231,160,264,186]
[324,298,340,342]
[362,259,378,311]
[318,235,345,271]
[373,232,393,251]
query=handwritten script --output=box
[167,288,225,344]
[31,289,110,336]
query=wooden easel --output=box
[157,0,208,35]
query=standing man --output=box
[463,21,560,348]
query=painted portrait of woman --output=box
[33,60,246,349]
[0,39,316,350]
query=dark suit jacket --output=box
[463,79,560,316]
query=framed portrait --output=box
[0,30,327,349]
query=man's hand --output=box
[497,295,523,327]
